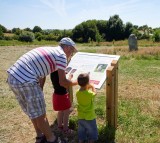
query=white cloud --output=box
[39,0,67,16]
[73,0,142,21]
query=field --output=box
[0,42,160,143]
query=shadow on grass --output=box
[50,119,78,143]
[97,125,116,143]
[50,118,116,143]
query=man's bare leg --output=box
[31,114,56,142]
[31,120,43,137]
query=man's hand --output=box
[39,77,46,90]
[58,69,77,88]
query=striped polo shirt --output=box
[7,46,67,83]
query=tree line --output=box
[0,15,160,42]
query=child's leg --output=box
[62,108,70,130]
[57,111,64,128]
[78,119,87,143]
[86,119,98,142]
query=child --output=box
[50,71,74,135]
[76,73,98,143]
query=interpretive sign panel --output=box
[66,52,120,89]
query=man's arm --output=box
[58,69,77,88]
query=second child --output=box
[76,73,98,143]
[50,71,75,135]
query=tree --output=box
[152,29,160,42]
[96,20,107,40]
[83,20,98,42]
[33,26,42,33]
[72,20,98,42]
[124,22,134,38]
[138,25,152,40]
[95,30,102,44]
[0,24,7,33]
[72,24,84,42]
[24,27,32,32]
[0,27,4,40]
[106,15,125,41]
[12,28,21,35]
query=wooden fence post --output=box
[106,60,118,128]
[106,66,115,127]
[111,60,118,128]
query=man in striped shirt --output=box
[7,37,78,143]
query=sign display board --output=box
[66,52,120,89]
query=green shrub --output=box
[35,32,44,41]
[19,31,35,42]
[4,36,13,40]
[152,29,160,42]
[69,116,78,130]
[45,33,57,41]
[96,125,116,143]
[0,27,4,40]
[95,107,105,119]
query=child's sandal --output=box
[45,136,66,143]
[35,135,46,143]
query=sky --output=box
[0,0,160,30]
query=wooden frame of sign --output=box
[106,60,118,128]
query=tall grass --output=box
[98,46,160,60]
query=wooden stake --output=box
[106,66,115,127]
[111,60,118,128]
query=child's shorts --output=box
[52,93,71,111]
[78,119,98,141]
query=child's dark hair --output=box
[77,73,89,87]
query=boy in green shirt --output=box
[76,73,98,143]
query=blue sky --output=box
[1,0,160,30]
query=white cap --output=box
[59,37,77,52]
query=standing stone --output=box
[128,34,138,51]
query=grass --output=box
[118,99,159,143]
[0,40,58,46]
[0,96,18,110]
[0,42,160,143]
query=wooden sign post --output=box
[106,60,118,128]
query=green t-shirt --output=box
[76,90,96,120]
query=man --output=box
[7,37,78,143]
